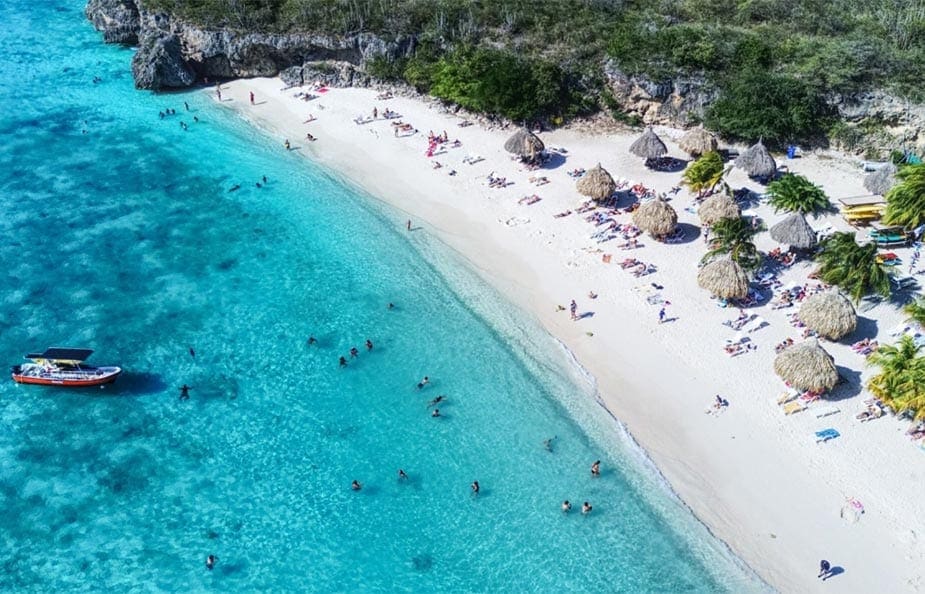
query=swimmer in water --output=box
[351,480,362,491]
[471,480,479,495]
[189,347,196,358]
[562,500,571,513]
[256,182,262,188]
[307,336,318,346]
[543,437,557,452]
[365,339,373,351]
[284,139,291,150]
[206,555,216,570]
[398,469,408,481]
[387,303,394,310]
[262,176,268,184]
[591,460,600,477]
[582,501,592,514]
[416,376,430,390]
[228,185,241,192]
[428,395,444,407]
[339,356,347,367]
[349,347,359,358]
[179,384,191,400]
[431,408,440,417]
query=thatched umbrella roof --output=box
[863,163,897,196]
[504,127,544,157]
[769,212,817,250]
[798,290,857,340]
[773,338,839,392]
[697,258,749,299]
[576,163,616,201]
[679,125,718,157]
[734,139,777,179]
[632,198,677,237]
[629,127,668,160]
[698,194,740,226]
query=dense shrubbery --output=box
[144,0,925,135]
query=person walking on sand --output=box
[570,300,578,321]
[818,560,832,580]
[215,85,221,101]
[658,307,667,324]
[249,91,255,105]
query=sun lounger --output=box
[777,389,799,405]
[815,428,840,443]
[782,401,806,415]
[814,406,841,419]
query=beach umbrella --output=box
[632,198,677,237]
[863,163,897,196]
[698,193,740,226]
[798,290,857,340]
[504,127,544,158]
[696,257,749,299]
[769,212,817,250]
[576,163,616,201]
[629,127,668,160]
[773,338,839,392]
[678,125,718,157]
[734,139,777,179]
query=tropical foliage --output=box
[703,217,761,271]
[904,298,925,328]
[867,335,925,420]
[766,173,832,215]
[815,232,891,302]
[682,151,726,195]
[883,163,925,229]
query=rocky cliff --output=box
[85,0,414,90]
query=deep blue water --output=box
[0,2,764,591]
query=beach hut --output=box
[504,127,544,158]
[629,127,668,160]
[734,139,777,180]
[678,125,718,157]
[696,258,749,299]
[773,338,839,392]
[632,198,677,238]
[798,290,857,340]
[576,163,617,201]
[863,163,897,196]
[697,193,740,226]
[769,212,817,250]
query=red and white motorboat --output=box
[11,347,121,387]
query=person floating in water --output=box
[431,408,440,418]
[193,116,199,123]
[184,101,189,111]
[228,184,240,192]
[398,469,408,481]
[365,339,373,351]
[543,437,557,452]
[206,555,216,570]
[581,501,592,514]
[591,460,601,477]
[189,347,196,358]
[262,175,268,184]
[416,376,430,390]
[307,336,318,346]
[349,347,359,358]
[387,302,394,310]
[339,356,347,367]
[179,384,191,400]
[351,480,362,491]
[428,395,444,407]
[562,500,571,513]
[471,480,480,495]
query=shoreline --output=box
[213,79,924,593]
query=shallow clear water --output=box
[0,2,764,591]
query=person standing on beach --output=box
[658,307,667,324]
[249,91,255,105]
[406,220,411,231]
[818,560,832,580]
[570,300,578,321]
[215,85,221,101]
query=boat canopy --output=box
[25,347,94,363]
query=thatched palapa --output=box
[576,163,616,201]
[774,338,839,392]
[769,213,817,250]
[629,127,667,160]
[504,127,544,158]
[632,198,677,237]
[798,290,857,340]
[679,125,718,157]
[697,258,749,299]
[734,139,777,179]
[863,163,897,196]
[697,194,740,226]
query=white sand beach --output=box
[214,79,925,592]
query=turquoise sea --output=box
[0,2,765,591]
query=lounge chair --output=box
[814,406,840,419]
[815,428,840,443]
[782,401,806,415]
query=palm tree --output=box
[682,151,728,196]
[884,163,925,228]
[702,216,761,270]
[904,297,925,327]
[815,232,891,302]
[867,335,925,419]
[766,173,832,215]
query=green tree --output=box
[867,335,925,420]
[682,151,727,195]
[815,232,891,302]
[766,173,832,214]
[703,217,761,270]
[883,163,925,229]
[904,297,925,328]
